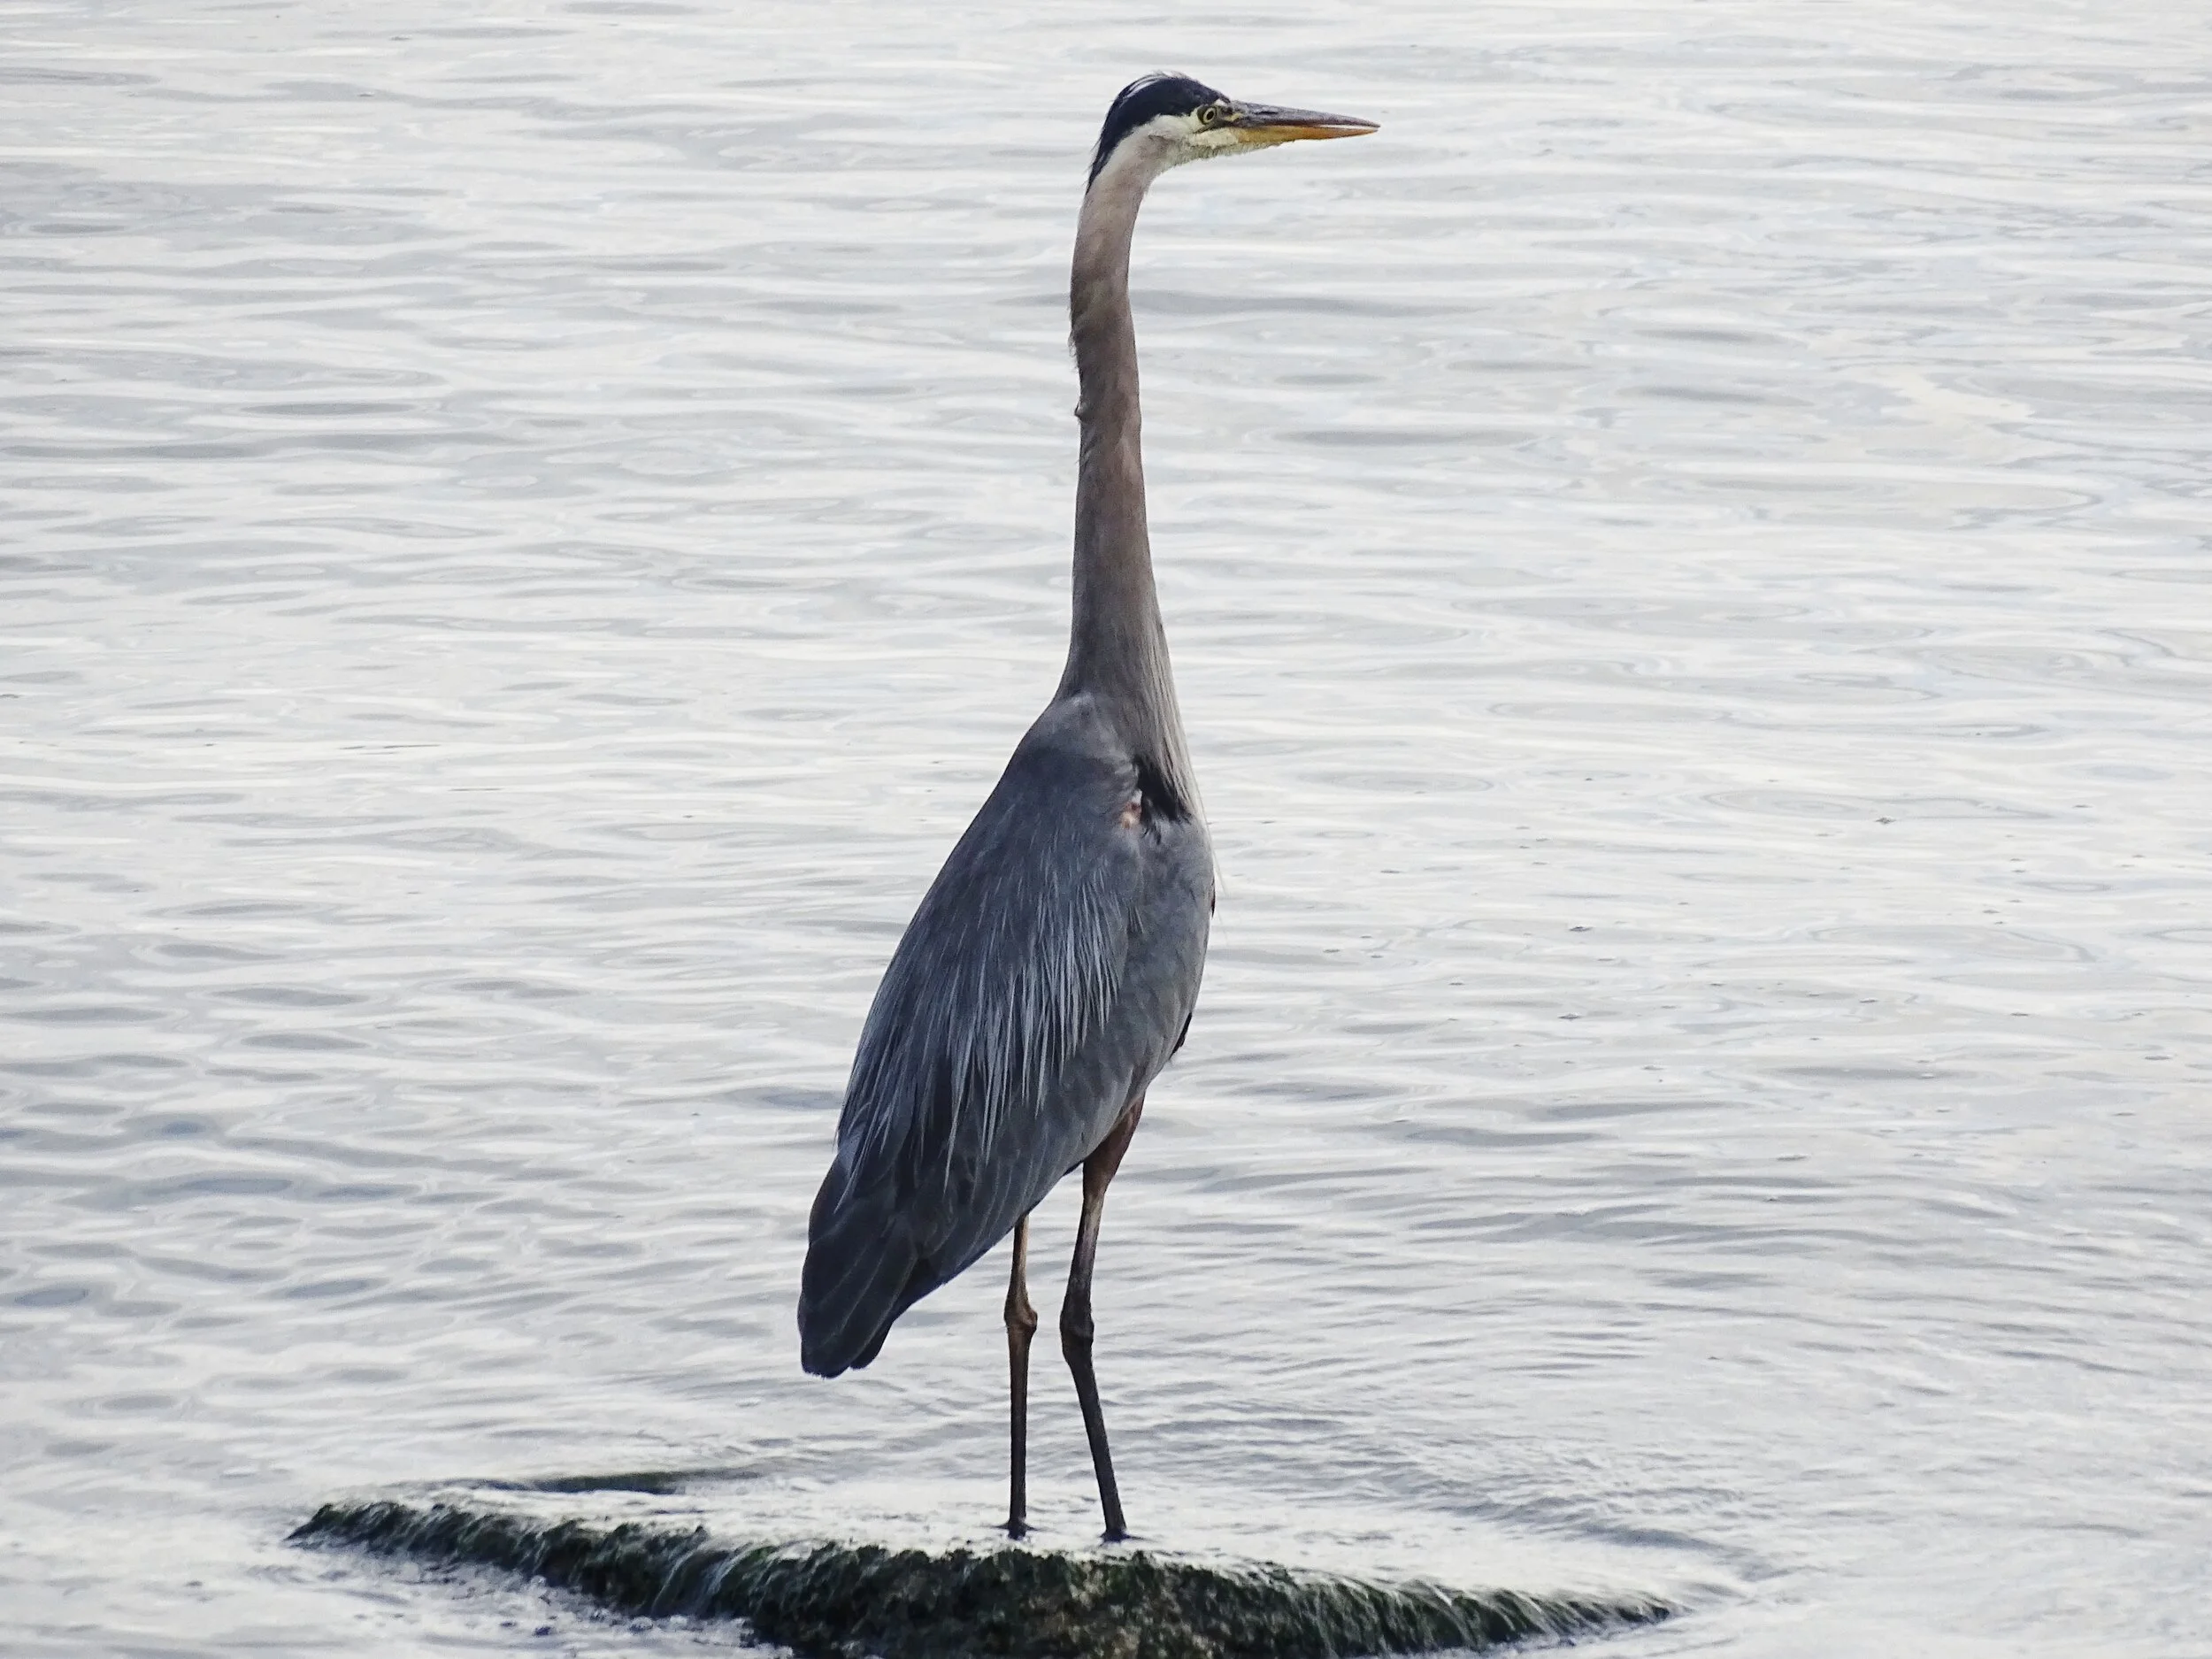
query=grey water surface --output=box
[4,1,2210,1655]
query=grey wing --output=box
[797,726,1146,1377]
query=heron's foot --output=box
[1006,1516,1031,1540]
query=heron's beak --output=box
[1224,103,1379,146]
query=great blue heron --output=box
[797,73,1377,1541]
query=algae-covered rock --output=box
[291,1497,1670,1658]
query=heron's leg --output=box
[1005,1211,1039,1537]
[1062,1095,1144,1542]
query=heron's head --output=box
[1087,73,1377,194]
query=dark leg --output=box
[1062,1096,1144,1542]
[1005,1211,1038,1537]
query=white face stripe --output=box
[1151,109,1263,157]
[1091,108,1276,197]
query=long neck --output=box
[1056,159,1194,791]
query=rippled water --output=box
[5,1,2210,1654]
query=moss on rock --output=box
[291,1497,1669,1658]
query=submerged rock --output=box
[291,1497,1671,1657]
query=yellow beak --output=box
[1224,103,1379,144]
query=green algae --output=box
[290,1497,1671,1658]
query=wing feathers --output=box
[798,720,1141,1373]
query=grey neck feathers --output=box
[1056,150,1196,800]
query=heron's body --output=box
[797,73,1374,1540]
[798,689,1212,1374]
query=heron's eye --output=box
[1198,104,1227,127]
